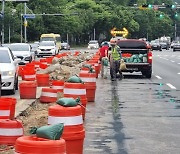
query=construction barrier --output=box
[18,65,25,77]
[36,74,50,87]
[51,80,64,93]
[19,81,37,99]
[0,119,23,145]
[22,65,36,81]
[63,82,87,119]
[40,88,57,103]
[0,101,11,119]
[15,136,66,154]
[0,97,16,120]
[39,63,48,69]
[48,105,85,154]
[79,72,96,102]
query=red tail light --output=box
[148,51,152,64]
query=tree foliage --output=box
[0,0,177,43]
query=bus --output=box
[40,33,62,50]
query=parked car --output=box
[150,41,162,51]
[36,41,58,57]
[173,42,180,52]
[61,42,70,50]
[0,47,21,94]
[9,43,35,65]
[87,40,99,49]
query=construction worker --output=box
[109,40,123,81]
[99,41,109,78]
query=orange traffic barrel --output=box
[79,72,96,102]
[19,81,37,99]
[46,57,53,64]
[51,80,64,93]
[18,65,25,77]
[39,63,48,69]
[73,51,80,56]
[0,119,23,145]
[63,82,87,119]
[48,105,85,154]
[40,58,48,64]
[0,97,16,120]
[36,74,50,87]
[15,136,66,154]
[31,61,41,69]
[22,67,36,81]
[40,88,57,103]
[0,101,11,119]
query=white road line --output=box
[178,63,180,65]
[156,75,162,79]
[166,83,176,89]
[171,60,175,63]
[178,73,180,75]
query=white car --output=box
[9,43,35,65]
[36,41,58,57]
[0,47,21,94]
[88,40,99,49]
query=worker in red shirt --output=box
[99,41,109,78]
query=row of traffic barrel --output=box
[0,51,101,153]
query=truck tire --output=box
[142,70,152,78]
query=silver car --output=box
[88,40,99,49]
[0,47,20,94]
[9,43,35,65]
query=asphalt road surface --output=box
[84,49,180,154]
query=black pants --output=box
[110,59,122,79]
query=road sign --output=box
[23,14,35,19]
[111,27,128,37]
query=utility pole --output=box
[1,0,5,44]
[175,22,177,40]
[24,2,27,42]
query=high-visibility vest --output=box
[112,46,121,60]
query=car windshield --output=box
[41,37,55,41]
[89,41,98,44]
[0,50,11,63]
[10,44,29,51]
[117,40,147,49]
[39,41,55,46]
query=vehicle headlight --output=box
[51,48,55,51]
[2,70,14,77]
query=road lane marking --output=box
[166,83,176,89]
[178,73,180,75]
[178,63,180,65]
[171,60,175,63]
[156,75,162,79]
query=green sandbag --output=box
[139,54,143,60]
[102,57,108,66]
[30,123,64,140]
[56,97,80,107]
[67,75,83,83]
[83,64,92,69]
